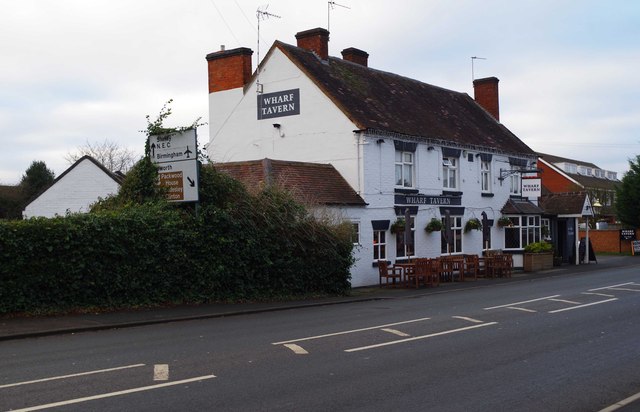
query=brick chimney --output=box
[206,47,253,93]
[473,76,500,121]
[295,28,330,60]
[341,47,369,67]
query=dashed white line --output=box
[506,307,537,313]
[0,364,146,389]
[283,344,309,354]
[582,292,615,298]
[607,287,640,292]
[599,390,640,412]
[589,282,634,291]
[549,298,582,305]
[381,328,411,337]
[452,316,484,323]
[10,375,216,412]
[549,298,618,313]
[345,322,498,352]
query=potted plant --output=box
[497,216,513,228]
[390,217,405,234]
[523,241,554,271]
[425,218,443,233]
[464,218,482,233]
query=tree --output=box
[19,160,55,202]
[615,155,640,228]
[65,139,139,173]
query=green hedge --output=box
[0,198,353,315]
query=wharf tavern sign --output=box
[395,194,462,206]
[257,89,300,120]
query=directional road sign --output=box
[157,159,199,202]
[149,129,197,164]
[150,129,199,203]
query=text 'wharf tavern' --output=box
[206,28,542,287]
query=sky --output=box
[1,0,639,185]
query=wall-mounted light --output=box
[427,146,435,151]
[273,123,284,137]
[376,138,385,144]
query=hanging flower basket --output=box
[497,216,513,228]
[425,218,443,233]
[390,218,405,234]
[464,218,482,233]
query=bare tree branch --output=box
[65,139,140,173]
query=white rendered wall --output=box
[208,49,361,193]
[23,159,120,218]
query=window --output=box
[373,230,387,261]
[351,222,360,245]
[541,218,551,240]
[481,160,491,192]
[504,215,541,249]
[443,157,458,189]
[509,172,521,195]
[395,216,415,259]
[441,216,463,254]
[395,151,414,187]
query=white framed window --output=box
[373,230,387,261]
[351,222,360,245]
[441,216,463,254]
[481,160,491,192]
[443,157,458,189]
[509,171,521,195]
[504,215,541,249]
[395,151,414,188]
[395,216,415,259]
[541,218,551,240]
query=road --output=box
[2,265,640,411]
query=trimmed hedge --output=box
[0,196,353,314]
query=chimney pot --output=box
[206,47,253,93]
[341,47,369,67]
[473,76,500,121]
[295,27,330,60]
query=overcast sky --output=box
[2,0,639,184]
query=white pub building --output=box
[206,28,543,287]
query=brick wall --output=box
[206,47,253,93]
[578,229,639,254]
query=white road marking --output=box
[506,307,537,313]
[381,328,411,337]
[582,292,616,298]
[153,364,169,381]
[345,322,498,352]
[283,344,309,354]
[452,316,484,323]
[484,295,560,310]
[549,298,618,313]
[0,364,146,389]
[589,282,634,291]
[598,390,640,412]
[10,375,216,412]
[608,287,640,292]
[272,317,431,345]
[549,298,582,305]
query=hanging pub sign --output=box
[257,88,300,120]
[521,178,541,200]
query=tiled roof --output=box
[501,198,544,215]
[213,159,366,206]
[539,192,587,215]
[537,152,599,169]
[537,152,619,189]
[275,41,535,157]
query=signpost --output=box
[149,129,199,203]
[620,229,637,254]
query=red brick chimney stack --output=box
[295,28,330,60]
[473,76,500,121]
[206,47,254,93]
[341,47,369,67]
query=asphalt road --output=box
[2,265,640,411]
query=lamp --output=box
[592,199,602,216]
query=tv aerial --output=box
[256,5,281,94]
[471,56,487,81]
[328,1,350,32]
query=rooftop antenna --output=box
[256,5,281,94]
[471,56,487,82]
[328,1,350,32]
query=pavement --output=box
[1,255,638,342]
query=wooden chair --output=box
[463,254,479,281]
[378,260,403,287]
